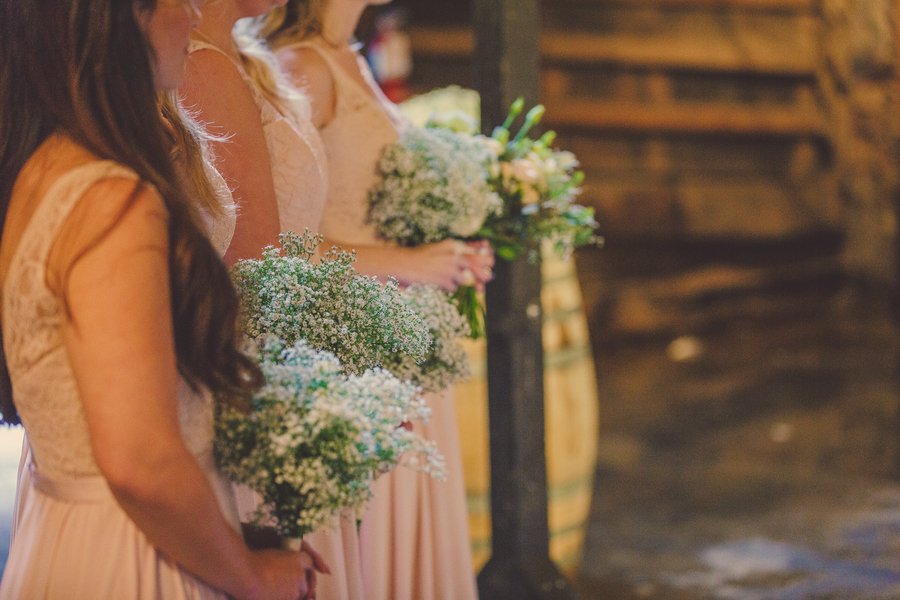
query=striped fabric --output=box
[455,250,600,573]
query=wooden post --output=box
[473,1,577,597]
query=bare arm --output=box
[51,179,312,600]
[180,49,281,266]
[324,238,494,292]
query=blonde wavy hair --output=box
[258,1,327,49]
[232,20,311,124]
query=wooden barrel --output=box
[454,250,599,573]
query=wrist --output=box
[233,550,265,600]
[387,245,418,286]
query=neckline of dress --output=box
[296,41,402,131]
[191,29,242,64]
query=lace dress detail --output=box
[188,40,327,234]
[1,159,237,599]
[2,162,218,479]
[280,42,407,247]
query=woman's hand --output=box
[462,240,495,292]
[331,238,495,292]
[245,544,329,600]
[399,240,494,292]
[399,240,473,292]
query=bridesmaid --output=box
[179,2,362,598]
[0,0,321,598]
[262,2,493,598]
[8,94,239,545]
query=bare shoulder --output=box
[181,48,262,135]
[48,177,168,291]
[276,45,336,128]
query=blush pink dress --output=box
[187,40,364,600]
[278,40,478,600]
[0,160,241,599]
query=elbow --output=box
[94,440,186,503]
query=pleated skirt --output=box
[455,251,600,572]
[359,388,478,600]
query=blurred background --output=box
[1,2,899,598]
[360,0,900,598]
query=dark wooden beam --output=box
[473,0,576,598]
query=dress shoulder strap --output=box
[189,39,290,123]
[281,40,406,129]
[282,41,339,70]
[280,41,365,98]
[17,161,139,266]
[1,161,140,372]
[188,39,239,66]
[3,161,139,304]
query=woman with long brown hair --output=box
[0,1,322,597]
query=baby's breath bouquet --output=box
[215,337,445,541]
[232,231,430,375]
[368,126,502,245]
[478,98,601,262]
[387,284,471,393]
[368,126,503,338]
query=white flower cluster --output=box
[384,284,472,393]
[368,126,502,246]
[215,337,446,540]
[232,231,431,375]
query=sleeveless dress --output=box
[188,40,327,234]
[279,40,478,600]
[0,160,240,599]
[187,41,364,600]
[9,159,236,540]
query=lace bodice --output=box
[2,161,217,480]
[282,42,407,246]
[187,40,327,234]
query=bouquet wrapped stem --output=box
[451,284,485,340]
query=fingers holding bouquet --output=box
[245,547,329,600]
[462,240,494,291]
[368,102,600,338]
[401,240,472,292]
[299,540,330,599]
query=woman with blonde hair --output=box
[0,0,322,597]
[179,1,361,598]
[261,2,493,598]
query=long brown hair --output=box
[0,0,261,424]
